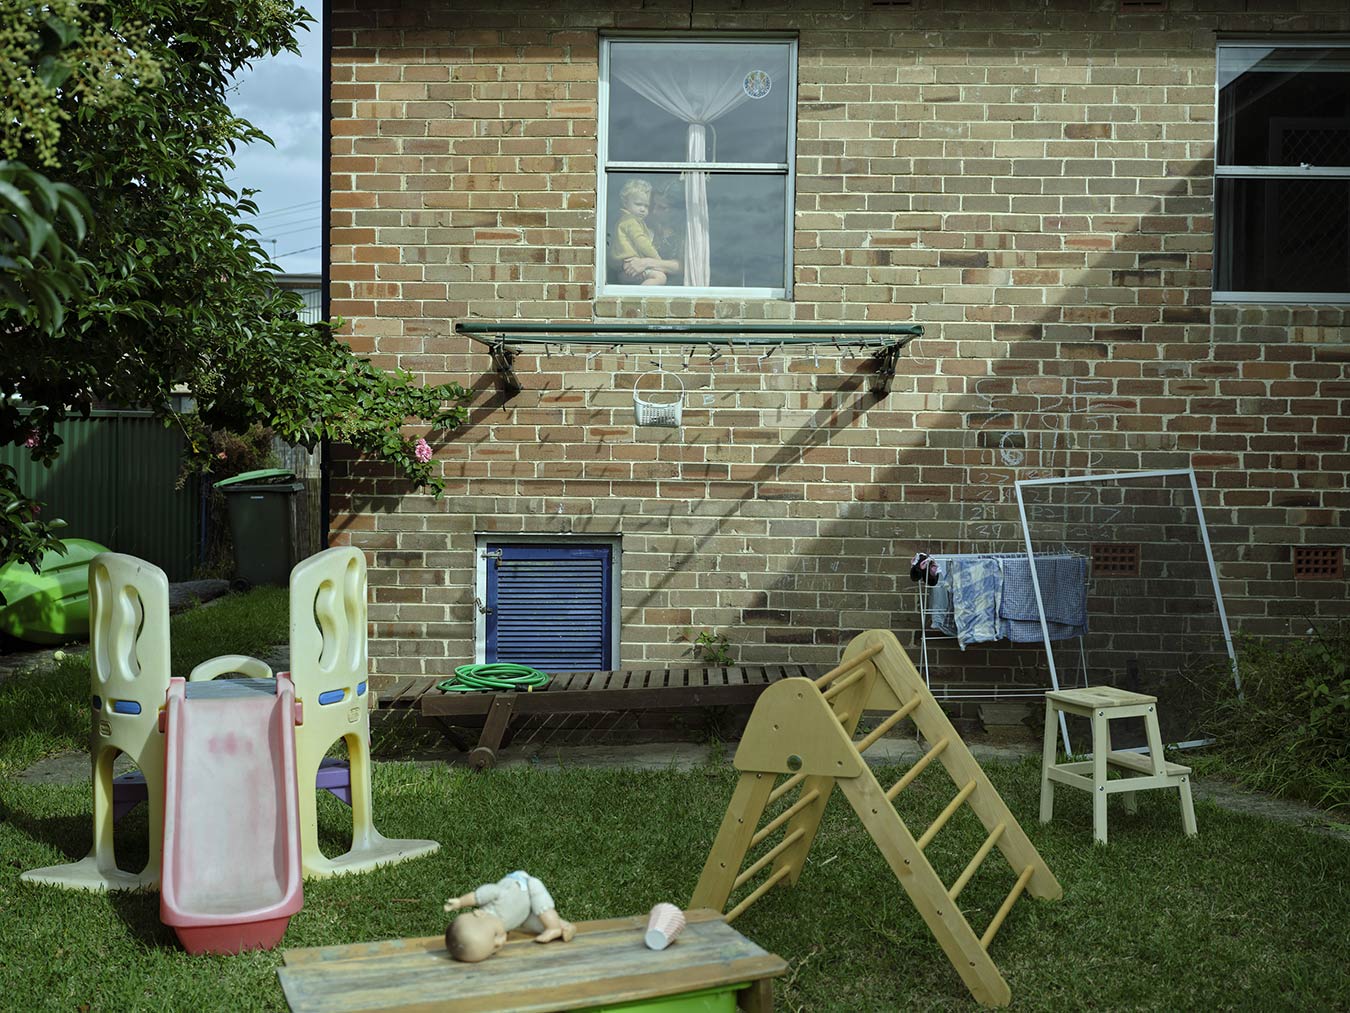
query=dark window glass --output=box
[1215,178,1350,292]
[1218,48,1350,166]
[706,174,788,288]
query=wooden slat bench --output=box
[414,665,813,769]
[277,909,786,1013]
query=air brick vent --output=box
[1293,546,1344,581]
[1091,543,1141,578]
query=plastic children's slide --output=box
[160,674,303,954]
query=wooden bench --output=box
[277,910,786,1013]
[388,665,813,769]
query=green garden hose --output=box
[437,663,551,693]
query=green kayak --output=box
[0,539,109,644]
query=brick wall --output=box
[328,0,1350,695]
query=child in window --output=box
[610,179,673,285]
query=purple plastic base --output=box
[112,757,351,822]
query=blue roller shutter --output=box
[485,543,613,671]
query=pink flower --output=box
[24,431,39,449]
[413,437,433,464]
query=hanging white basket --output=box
[633,369,684,428]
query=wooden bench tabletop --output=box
[419,665,815,718]
[277,909,786,1013]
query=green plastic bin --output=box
[214,468,303,589]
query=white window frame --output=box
[596,34,798,301]
[473,533,623,666]
[1213,38,1350,304]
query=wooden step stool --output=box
[1039,686,1198,845]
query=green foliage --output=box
[0,462,65,575]
[1198,624,1350,812]
[0,1,161,167]
[682,627,733,666]
[0,0,472,570]
[0,159,91,334]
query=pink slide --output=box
[160,674,304,954]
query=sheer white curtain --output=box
[613,57,751,286]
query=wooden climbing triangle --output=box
[690,629,1061,1008]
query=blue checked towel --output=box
[999,554,1088,642]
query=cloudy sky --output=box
[227,9,324,276]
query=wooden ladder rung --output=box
[766,771,808,807]
[733,828,806,890]
[821,666,868,702]
[855,696,920,753]
[948,822,1006,901]
[812,643,884,688]
[750,789,821,849]
[725,865,792,923]
[886,736,950,801]
[980,865,1034,949]
[916,779,976,851]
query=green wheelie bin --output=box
[214,468,304,589]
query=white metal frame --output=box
[473,533,623,667]
[1014,468,1240,754]
[1212,38,1350,303]
[596,34,799,300]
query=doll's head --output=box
[618,178,653,218]
[446,909,509,962]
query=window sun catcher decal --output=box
[743,70,771,99]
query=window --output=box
[475,539,620,671]
[598,37,797,298]
[1215,42,1350,302]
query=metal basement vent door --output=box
[485,543,614,671]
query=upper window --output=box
[1215,42,1350,302]
[598,37,797,299]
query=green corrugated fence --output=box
[2,410,199,580]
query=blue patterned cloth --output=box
[999,554,1088,642]
[948,557,1003,649]
[926,578,956,637]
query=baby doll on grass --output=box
[444,871,576,962]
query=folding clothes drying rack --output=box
[915,551,1090,703]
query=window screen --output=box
[485,543,614,671]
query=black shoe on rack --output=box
[910,552,929,582]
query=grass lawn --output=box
[1,590,1348,1011]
